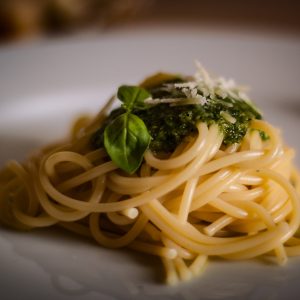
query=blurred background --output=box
[0,0,299,43]
[1,2,300,300]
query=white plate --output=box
[1,27,300,300]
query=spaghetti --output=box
[1,64,300,285]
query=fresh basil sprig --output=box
[104,86,151,174]
[117,85,151,111]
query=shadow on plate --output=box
[276,100,300,118]
[2,222,300,300]
[0,134,42,167]
[0,225,181,300]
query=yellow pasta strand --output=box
[0,116,299,286]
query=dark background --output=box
[0,0,299,43]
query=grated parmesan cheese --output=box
[220,111,236,124]
[144,61,251,107]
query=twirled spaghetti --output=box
[1,65,300,285]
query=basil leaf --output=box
[117,85,151,111]
[104,113,151,173]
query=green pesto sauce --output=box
[91,85,263,154]
[135,98,261,153]
[251,128,270,141]
[92,101,262,154]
